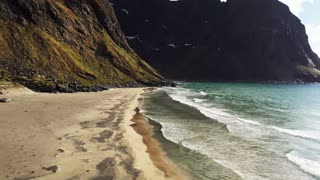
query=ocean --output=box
[141,82,320,180]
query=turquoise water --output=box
[142,82,320,179]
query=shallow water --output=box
[142,82,320,179]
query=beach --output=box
[1,83,319,180]
[0,87,181,180]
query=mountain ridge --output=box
[111,0,320,82]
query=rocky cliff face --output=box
[0,0,169,92]
[111,0,320,82]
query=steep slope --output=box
[0,0,169,92]
[112,0,320,82]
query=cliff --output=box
[0,0,169,92]
[111,0,320,82]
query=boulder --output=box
[0,98,12,103]
[42,165,60,173]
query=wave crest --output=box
[286,151,320,177]
[272,126,320,141]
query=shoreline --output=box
[0,87,184,179]
[129,107,188,180]
[140,84,319,180]
[122,90,187,180]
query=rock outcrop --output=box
[0,0,170,92]
[111,0,320,82]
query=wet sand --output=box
[0,87,182,179]
[130,108,188,180]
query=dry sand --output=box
[0,87,182,180]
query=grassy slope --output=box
[0,0,166,91]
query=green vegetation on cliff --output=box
[0,0,168,92]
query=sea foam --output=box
[193,98,207,103]
[272,126,320,141]
[165,87,262,129]
[151,85,320,179]
[166,87,320,142]
[286,151,320,177]
[145,86,318,179]
[200,91,207,95]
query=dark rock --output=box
[56,84,69,92]
[0,98,12,103]
[111,0,320,82]
[57,148,64,153]
[42,165,60,173]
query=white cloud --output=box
[279,0,314,16]
[305,24,320,56]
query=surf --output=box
[142,82,320,179]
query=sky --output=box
[220,0,320,56]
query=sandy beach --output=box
[0,87,182,180]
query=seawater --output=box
[141,82,320,180]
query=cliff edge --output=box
[112,0,320,82]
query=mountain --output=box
[0,0,170,92]
[111,0,320,82]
